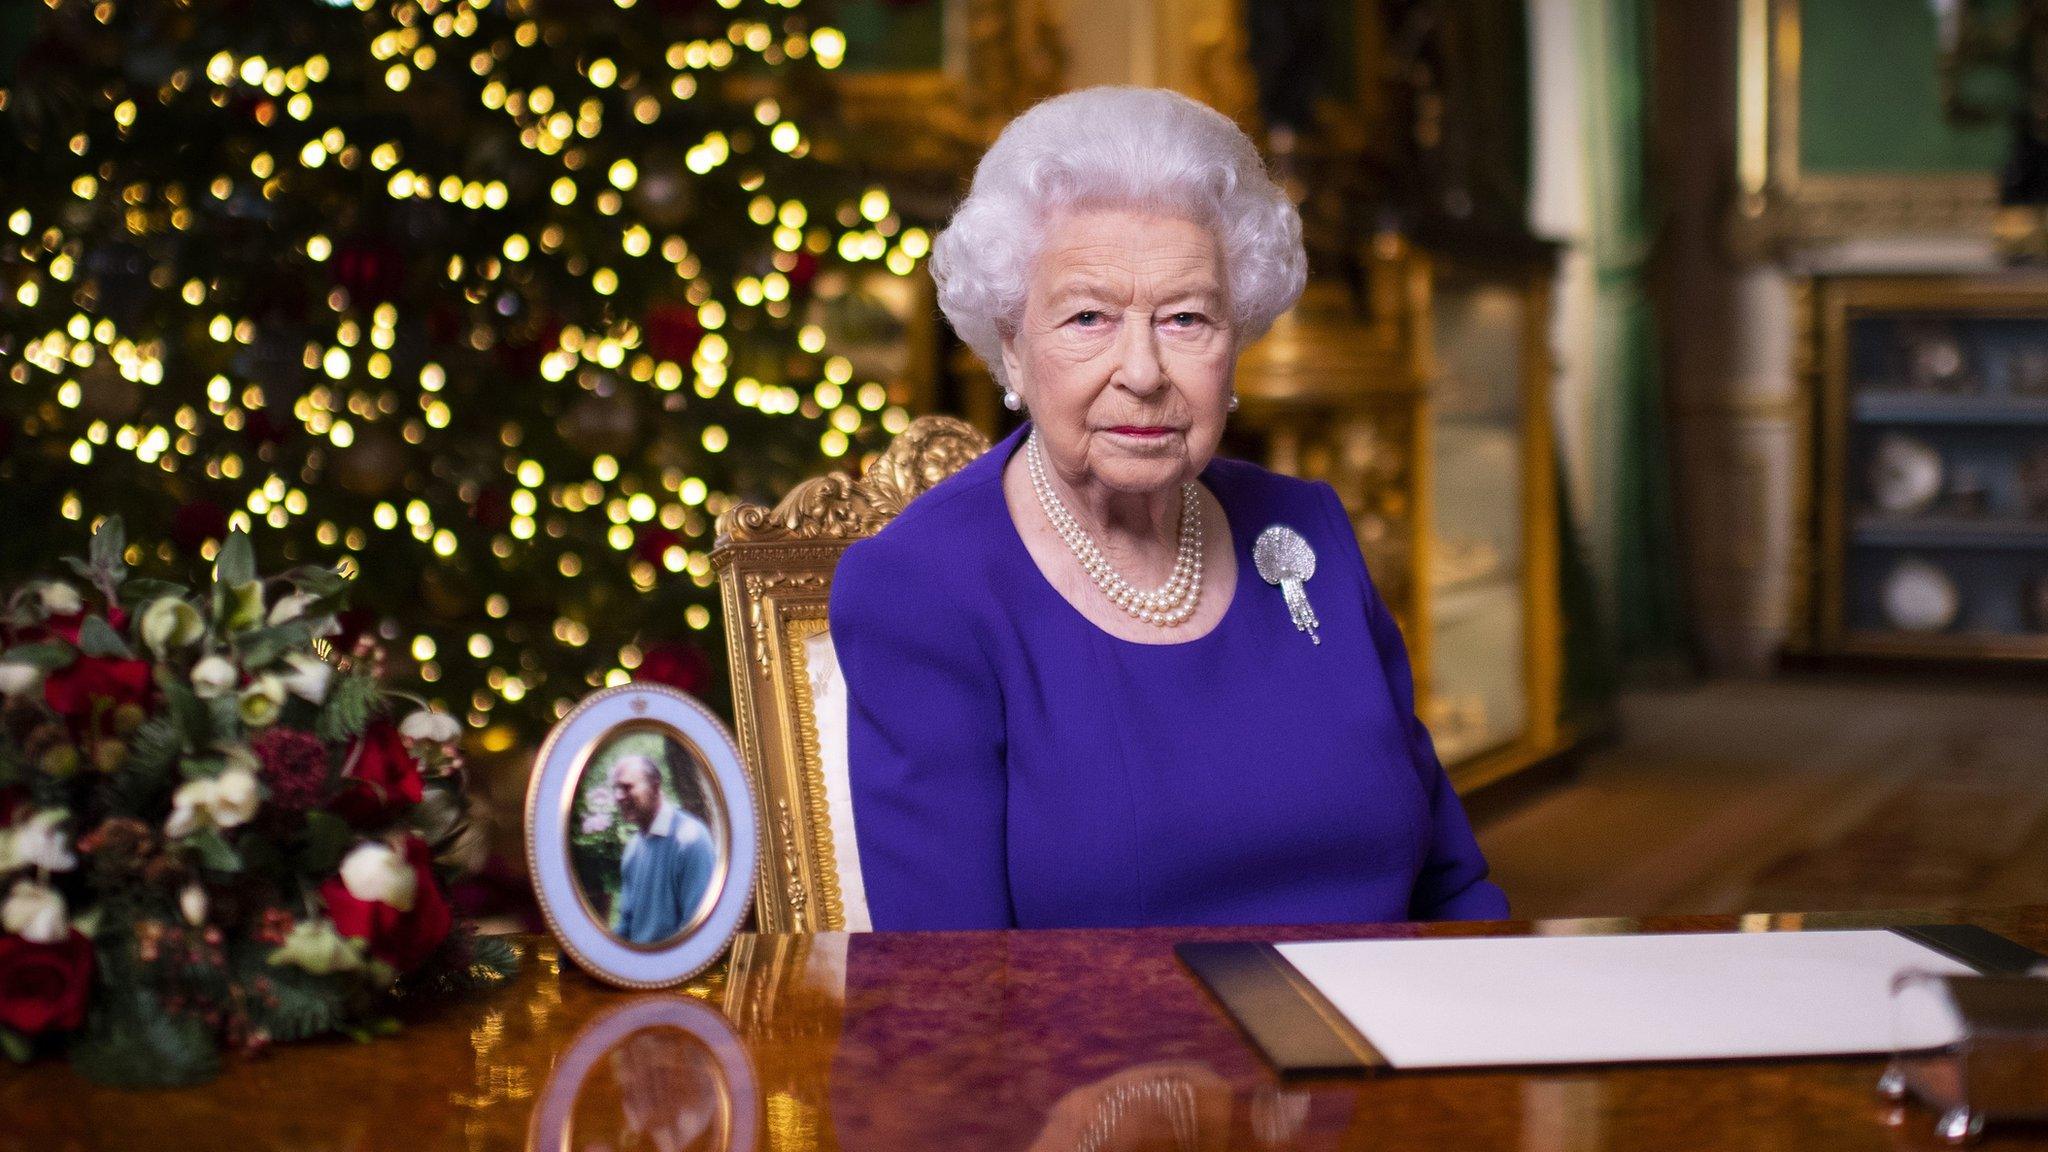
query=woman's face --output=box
[1001,207,1235,499]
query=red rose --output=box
[42,654,152,719]
[328,719,424,827]
[319,836,451,973]
[0,932,93,1036]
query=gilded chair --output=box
[710,416,989,932]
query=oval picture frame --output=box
[526,683,758,988]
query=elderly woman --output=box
[828,87,1507,930]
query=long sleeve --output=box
[1316,485,1510,922]
[829,531,1014,930]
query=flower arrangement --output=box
[0,518,512,1085]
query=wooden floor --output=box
[1473,675,2048,921]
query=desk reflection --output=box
[530,995,760,1152]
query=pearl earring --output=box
[1227,393,1240,413]
[1003,389,1022,412]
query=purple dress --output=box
[828,424,1508,930]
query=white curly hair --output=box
[930,86,1308,390]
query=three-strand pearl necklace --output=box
[1027,430,1203,627]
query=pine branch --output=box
[315,671,382,744]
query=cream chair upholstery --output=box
[710,416,989,932]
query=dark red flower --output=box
[319,836,451,973]
[328,719,424,827]
[0,931,92,1036]
[43,654,151,720]
[251,727,332,815]
[635,641,712,696]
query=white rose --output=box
[238,676,286,727]
[2,879,68,944]
[338,842,417,912]
[208,767,261,829]
[191,655,238,699]
[280,652,333,704]
[38,582,82,616]
[399,709,461,745]
[0,661,41,697]
[139,597,206,655]
[10,810,76,873]
[180,883,208,927]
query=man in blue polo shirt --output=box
[608,755,715,944]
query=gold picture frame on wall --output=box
[1736,0,2003,252]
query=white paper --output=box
[1274,930,1975,1069]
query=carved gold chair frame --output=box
[710,416,989,932]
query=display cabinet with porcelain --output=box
[1805,273,2048,661]
[1230,233,1567,794]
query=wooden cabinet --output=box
[1233,234,1568,793]
[1801,272,2048,661]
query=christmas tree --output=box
[0,0,929,744]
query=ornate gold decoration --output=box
[782,615,845,932]
[716,416,988,544]
[711,415,989,931]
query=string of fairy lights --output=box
[0,0,929,745]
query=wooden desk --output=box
[5,908,2047,1150]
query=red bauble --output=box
[332,238,406,301]
[470,485,512,532]
[644,305,704,363]
[787,251,820,294]
[635,641,712,696]
[172,499,230,553]
[632,526,680,567]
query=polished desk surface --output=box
[7,908,2048,1150]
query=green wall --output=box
[1798,0,2010,173]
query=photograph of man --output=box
[608,754,717,945]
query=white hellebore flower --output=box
[267,591,315,625]
[191,654,238,699]
[38,581,82,617]
[209,767,261,828]
[238,675,286,728]
[140,596,206,655]
[338,841,418,912]
[180,883,208,927]
[399,708,461,745]
[10,810,77,873]
[281,652,333,704]
[2,878,68,944]
[0,661,41,698]
[165,766,263,838]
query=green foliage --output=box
[297,811,355,877]
[68,989,221,1089]
[244,962,349,1045]
[1,641,75,670]
[76,615,134,659]
[316,671,383,744]
[184,829,243,874]
[212,533,255,588]
[101,716,184,815]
